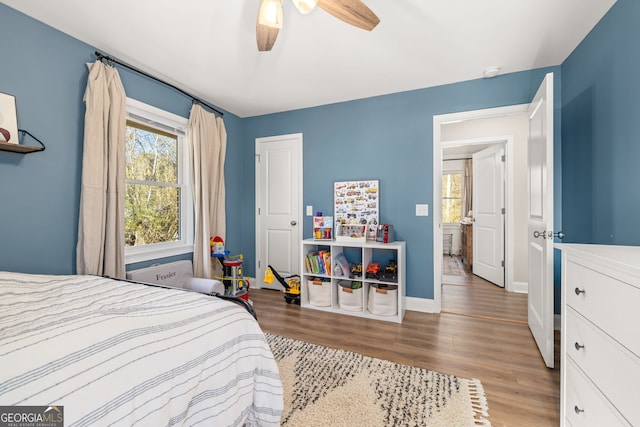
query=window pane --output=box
[442,173,462,198]
[126,123,177,183]
[442,199,462,223]
[442,172,462,223]
[125,184,180,246]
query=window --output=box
[125,98,193,264]
[442,172,462,223]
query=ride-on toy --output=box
[264,265,301,304]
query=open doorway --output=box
[433,105,529,313]
[442,140,507,287]
[434,74,556,367]
[440,139,531,322]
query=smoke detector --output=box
[483,67,501,78]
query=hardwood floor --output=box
[442,255,528,324]
[251,261,560,427]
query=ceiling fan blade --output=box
[257,0,283,51]
[316,0,380,31]
[256,22,280,51]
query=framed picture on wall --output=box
[0,92,19,145]
[334,179,379,241]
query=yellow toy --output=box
[211,251,250,302]
[264,265,301,304]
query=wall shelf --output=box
[0,130,46,154]
[0,141,43,153]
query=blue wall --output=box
[0,4,244,274]
[7,0,635,310]
[243,68,562,300]
[561,0,640,245]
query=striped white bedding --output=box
[0,271,283,426]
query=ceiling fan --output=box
[256,0,380,51]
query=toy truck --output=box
[365,262,381,279]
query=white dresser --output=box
[556,244,640,427]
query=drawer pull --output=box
[574,287,585,296]
[574,342,585,351]
[574,405,584,414]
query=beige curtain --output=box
[76,61,127,278]
[462,159,473,219]
[189,104,227,278]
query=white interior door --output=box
[527,73,555,368]
[256,134,302,290]
[472,144,505,287]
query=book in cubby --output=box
[304,249,331,275]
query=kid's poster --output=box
[334,180,379,240]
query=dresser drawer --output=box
[565,260,640,356]
[564,358,630,427]
[566,308,640,426]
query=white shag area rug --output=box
[266,333,491,427]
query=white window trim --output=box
[124,98,194,264]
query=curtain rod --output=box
[95,51,224,117]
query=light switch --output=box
[306,205,313,216]
[416,204,429,216]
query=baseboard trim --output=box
[405,296,436,313]
[512,281,528,294]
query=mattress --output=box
[0,271,283,426]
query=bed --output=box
[0,271,283,426]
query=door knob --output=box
[290,220,297,226]
[533,230,565,239]
[533,230,547,239]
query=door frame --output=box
[433,104,527,312]
[254,133,304,289]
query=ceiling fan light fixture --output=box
[258,0,283,29]
[292,0,318,14]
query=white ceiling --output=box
[443,143,495,159]
[2,0,616,118]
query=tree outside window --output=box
[125,120,180,247]
[442,172,462,223]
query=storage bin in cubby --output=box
[367,283,398,316]
[338,280,363,311]
[307,277,331,307]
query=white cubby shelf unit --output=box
[300,238,406,323]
